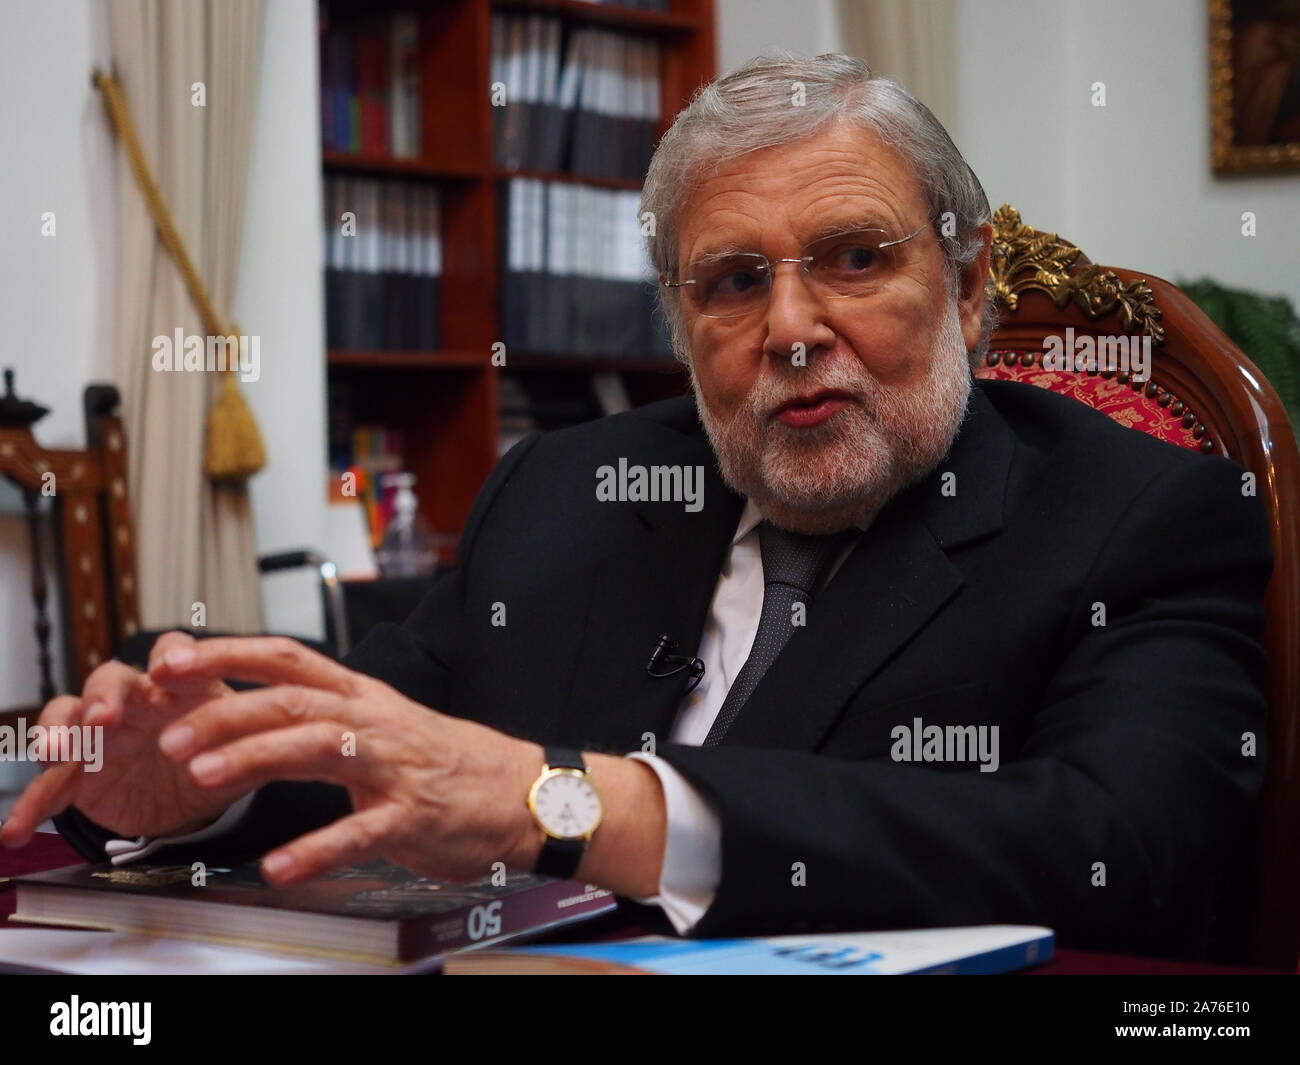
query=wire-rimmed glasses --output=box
[661,222,930,319]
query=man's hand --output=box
[149,636,667,894]
[150,636,547,885]
[0,632,250,848]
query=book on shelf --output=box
[448,925,1055,976]
[492,13,661,181]
[571,0,670,9]
[497,372,631,457]
[499,176,672,360]
[12,859,618,969]
[323,175,440,351]
[320,8,421,158]
[498,374,542,458]
[387,13,422,159]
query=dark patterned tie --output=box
[702,521,849,746]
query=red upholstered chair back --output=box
[978,206,1300,971]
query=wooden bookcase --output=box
[319,0,716,548]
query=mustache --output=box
[744,360,876,421]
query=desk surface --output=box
[0,833,1278,975]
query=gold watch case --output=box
[526,764,605,842]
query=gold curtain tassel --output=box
[205,369,267,482]
[93,66,267,482]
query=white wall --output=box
[237,0,327,642]
[953,0,1300,313]
[717,0,842,73]
[951,0,1068,233]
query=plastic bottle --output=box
[375,472,439,578]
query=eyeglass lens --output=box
[683,229,913,319]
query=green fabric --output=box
[1179,277,1300,428]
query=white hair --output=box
[641,51,997,366]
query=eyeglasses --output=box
[661,222,930,320]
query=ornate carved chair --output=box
[978,206,1300,971]
[0,374,141,711]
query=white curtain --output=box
[838,0,956,132]
[109,0,265,632]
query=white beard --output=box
[693,299,972,534]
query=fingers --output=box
[2,688,118,846]
[259,806,398,885]
[150,636,362,697]
[177,720,376,795]
[147,629,198,672]
[36,695,81,731]
[0,762,78,848]
[79,659,144,729]
[145,629,228,700]
[158,685,352,762]
[33,696,81,768]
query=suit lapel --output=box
[720,383,1017,752]
[565,422,743,751]
[718,498,962,750]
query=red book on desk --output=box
[11,859,616,967]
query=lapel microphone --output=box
[646,634,706,694]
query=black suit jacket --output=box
[56,380,1273,957]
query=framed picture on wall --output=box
[1210,0,1300,173]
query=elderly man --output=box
[1,54,1270,958]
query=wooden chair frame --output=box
[985,205,1300,971]
[0,385,141,709]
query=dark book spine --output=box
[396,880,616,961]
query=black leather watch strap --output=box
[533,748,590,879]
[543,746,584,771]
[535,837,586,879]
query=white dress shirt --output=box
[107,499,863,936]
[627,499,862,931]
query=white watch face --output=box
[534,771,602,840]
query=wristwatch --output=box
[527,747,603,878]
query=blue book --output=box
[448,925,1054,975]
[327,31,351,153]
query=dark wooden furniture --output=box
[978,205,1300,972]
[0,377,141,714]
[320,0,713,546]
